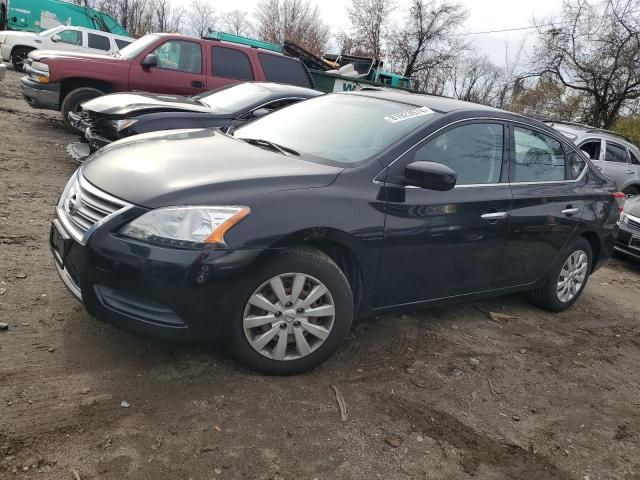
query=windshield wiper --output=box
[239,138,299,156]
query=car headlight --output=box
[112,119,138,132]
[31,61,49,74]
[120,206,250,248]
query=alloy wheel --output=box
[556,250,588,303]
[243,272,335,361]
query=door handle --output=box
[626,170,634,174]
[191,80,205,88]
[562,207,580,215]
[481,212,508,221]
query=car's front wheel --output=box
[231,247,354,375]
[11,47,32,72]
[61,87,104,133]
[530,237,593,312]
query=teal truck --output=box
[206,30,413,93]
[1,0,128,36]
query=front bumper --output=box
[86,126,112,152]
[0,63,6,81]
[614,222,640,260]
[20,76,60,110]
[50,213,263,342]
[0,45,10,63]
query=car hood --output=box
[29,49,119,63]
[81,129,343,208]
[623,196,640,218]
[0,30,36,40]
[82,92,218,116]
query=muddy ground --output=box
[1,67,639,480]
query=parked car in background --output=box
[20,33,315,132]
[616,196,640,260]
[50,91,620,375]
[548,121,640,196]
[72,82,322,158]
[0,25,131,72]
[0,61,5,80]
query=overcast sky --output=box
[193,0,564,67]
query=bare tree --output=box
[254,0,330,56]
[220,10,253,36]
[154,0,185,32]
[449,54,502,105]
[346,0,394,60]
[532,0,640,128]
[391,0,468,79]
[187,0,216,37]
[95,0,155,37]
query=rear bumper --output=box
[20,76,60,110]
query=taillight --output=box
[613,192,626,215]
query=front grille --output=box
[623,212,640,232]
[57,173,130,244]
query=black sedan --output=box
[615,196,640,260]
[71,82,321,157]
[50,91,620,375]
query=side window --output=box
[152,41,202,74]
[87,33,110,51]
[513,127,565,182]
[57,29,82,46]
[579,140,601,161]
[413,123,504,185]
[630,150,640,165]
[115,39,132,50]
[212,46,254,80]
[567,151,586,179]
[258,53,310,87]
[605,142,628,163]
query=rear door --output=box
[375,120,512,306]
[129,39,206,95]
[85,32,112,55]
[208,45,255,90]
[496,124,587,287]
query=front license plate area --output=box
[50,220,70,267]
[629,235,640,251]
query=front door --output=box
[375,121,512,307]
[496,124,586,287]
[129,39,207,95]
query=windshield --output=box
[235,94,440,166]
[194,83,272,112]
[38,27,61,37]
[117,34,159,60]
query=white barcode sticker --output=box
[384,106,434,123]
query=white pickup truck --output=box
[0,25,132,72]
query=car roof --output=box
[153,33,296,58]
[546,121,638,147]
[251,82,321,97]
[347,89,502,113]
[55,25,131,40]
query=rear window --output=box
[115,39,132,50]
[88,33,110,51]
[258,53,310,87]
[212,46,254,81]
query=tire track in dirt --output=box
[378,393,571,479]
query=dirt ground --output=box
[1,68,639,480]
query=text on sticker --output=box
[384,106,434,124]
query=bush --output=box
[614,116,640,147]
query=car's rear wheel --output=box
[529,237,592,312]
[231,247,353,375]
[11,47,32,72]
[61,87,104,133]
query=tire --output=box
[11,47,32,72]
[623,186,639,197]
[231,247,354,375]
[529,237,593,312]
[61,87,104,133]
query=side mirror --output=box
[404,161,456,191]
[51,34,61,42]
[252,107,271,119]
[141,54,158,68]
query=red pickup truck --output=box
[20,33,314,131]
